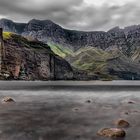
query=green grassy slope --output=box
[66,46,140,80]
[69,47,113,72]
[48,43,73,58]
[3,32,13,39]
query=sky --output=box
[0,0,139,31]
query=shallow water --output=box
[0,81,139,140]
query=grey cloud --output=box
[0,0,139,31]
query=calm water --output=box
[0,81,139,140]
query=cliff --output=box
[0,32,73,80]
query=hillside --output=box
[67,47,140,80]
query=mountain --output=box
[1,18,140,80]
[0,32,73,80]
[1,18,140,55]
[0,19,26,34]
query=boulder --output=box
[124,112,129,115]
[115,119,130,128]
[97,128,126,138]
[86,100,91,103]
[72,108,79,112]
[2,97,15,103]
[128,101,135,104]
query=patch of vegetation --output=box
[72,59,106,72]
[3,32,13,39]
[70,47,110,72]
[48,43,73,58]
[67,47,119,80]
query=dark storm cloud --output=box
[63,1,140,31]
[0,0,139,31]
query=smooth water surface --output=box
[0,81,139,140]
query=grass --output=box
[72,59,106,72]
[48,43,73,58]
[3,32,13,39]
[68,47,118,80]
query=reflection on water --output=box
[0,81,139,140]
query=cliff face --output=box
[1,33,73,80]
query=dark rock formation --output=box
[1,33,73,80]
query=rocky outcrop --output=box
[1,33,73,80]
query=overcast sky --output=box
[0,0,139,31]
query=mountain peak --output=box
[0,18,26,34]
[0,18,13,23]
[28,19,59,27]
[29,19,53,23]
[108,26,122,32]
[25,19,61,32]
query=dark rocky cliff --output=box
[0,32,73,80]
